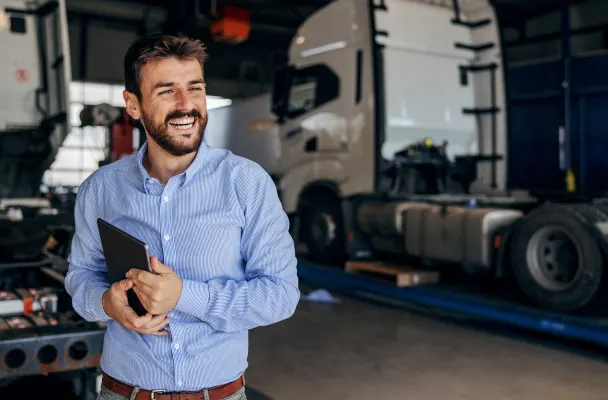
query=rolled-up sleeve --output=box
[174,169,300,332]
[64,179,112,323]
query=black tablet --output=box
[97,218,152,316]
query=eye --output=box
[189,87,203,92]
[159,89,172,95]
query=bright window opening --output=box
[44,81,232,188]
[207,96,232,110]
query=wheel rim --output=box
[310,212,336,249]
[526,225,582,292]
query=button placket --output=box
[160,187,173,248]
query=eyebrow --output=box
[153,79,205,90]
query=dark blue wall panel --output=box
[571,54,608,91]
[506,61,563,191]
[508,60,563,99]
[576,93,608,193]
[508,100,562,191]
[507,53,608,194]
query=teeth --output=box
[169,117,195,130]
[171,117,194,124]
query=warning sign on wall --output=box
[15,68,29,82]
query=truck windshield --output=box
[272,64,339,121]
[287,75,317,117]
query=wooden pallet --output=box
[345,260,440,287]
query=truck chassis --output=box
[340,193,608,314]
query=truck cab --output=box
[270,0,507,263]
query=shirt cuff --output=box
[91,286,112,322]
[174,279,210,318]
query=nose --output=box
[174,87,194,110]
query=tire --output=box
[509,205,605,312]
[299,192,345,265]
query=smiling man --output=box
[64,34,300,400]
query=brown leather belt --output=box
[101,373,245,400]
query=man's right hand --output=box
[102,279,170,336]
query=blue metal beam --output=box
[297,261,608,347]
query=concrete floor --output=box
[246,292,608,400]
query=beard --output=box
[140,107,207,157]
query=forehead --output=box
[139,57,203,90]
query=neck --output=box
[143,140,197,184]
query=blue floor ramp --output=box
[296,260,608,348]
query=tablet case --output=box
[97,218,151,316]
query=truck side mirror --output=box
[271,66,293,119]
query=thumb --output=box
[150,256,172,274]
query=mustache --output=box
[165,109,202,123]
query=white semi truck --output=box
[272,0,504,261]
[269,0,608,314]
[204,93,282,177]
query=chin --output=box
[170,136,203,154]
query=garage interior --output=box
[2,0,608,399]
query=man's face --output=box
[126,57,208,157]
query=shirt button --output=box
[164,235,170,241]
[174,343,180,349]
[177,380,183,386]
[163,196,169,202]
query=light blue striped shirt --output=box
[65,140,300,391]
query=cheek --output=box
[149,104,170,124]
[196,96,207,110]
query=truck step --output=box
[373,0,388,11]
[462,107,500,115]
[345,260,439,288]
[460,63,498,72]
[454,42,495,52]
[451,18,491,29]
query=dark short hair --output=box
[124,34,207,98]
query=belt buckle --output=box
[150,389,165,399]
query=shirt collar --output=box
[136,140,208,191]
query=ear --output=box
[123,90,141,120]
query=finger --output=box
[150,256,173,274]
[114,279,133,293]
[138,313,166,329]
[149,329,169,336]
[132,285,157,303]
[146,317,171,333]
[131,314,154,329]
[127,269,158,288]
[146,313,168,327]
[123,307,153,328]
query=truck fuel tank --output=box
[357,201,429,254]
[354,199,523,270]
[403,203,523,269]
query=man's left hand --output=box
[127,256,183,315]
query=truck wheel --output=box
[300,193,345,265]
[509,207,604,312]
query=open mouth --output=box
[168,117,196,130]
